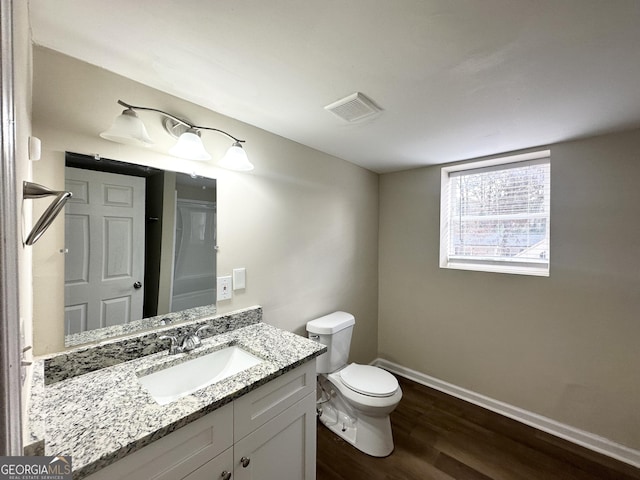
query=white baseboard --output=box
[373,358,640,469]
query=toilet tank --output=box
[306,311,355,373]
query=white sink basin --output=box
[138,345,263,405]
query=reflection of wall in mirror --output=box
[171,199,217,312]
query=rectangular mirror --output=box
[63,152,217,346]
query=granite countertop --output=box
[42,322,325,479]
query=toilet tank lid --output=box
[306,311,355,334]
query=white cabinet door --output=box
[233,392,316,480]
[183,447,233,480]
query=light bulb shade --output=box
[169,129,212,161]
[218,142,254,171]
[100,109,154,146]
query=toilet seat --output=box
[339,363,398,397]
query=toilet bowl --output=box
[307,312,402,457]
[330,363,402,415]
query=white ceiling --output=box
[29,0,640,173]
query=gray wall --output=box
[30,47,380,363]
[24,41,640,455]
[379,129,640,450]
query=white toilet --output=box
[306,311,402,457]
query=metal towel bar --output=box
[23,181,72,245]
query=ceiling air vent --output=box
[324,92,381,122]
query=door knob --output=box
[240,456,250,468]
[221,471,231,480]
[133,281,142,289]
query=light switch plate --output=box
[233,268,246,290]
[217,276,232,301]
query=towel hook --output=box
[23,181,72,245]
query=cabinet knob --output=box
[133,281,142,289]
[221,471,231,480]
[240,456,251,468]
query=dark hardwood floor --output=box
[317,377,640,480]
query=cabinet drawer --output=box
[85,402,233,480]
[234,361,315,440]
[183,447,233,480]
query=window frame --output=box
[439,150,551,277]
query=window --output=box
[440,151,550,276]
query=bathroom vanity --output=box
[86,362,316,480]
[27,307,325,480]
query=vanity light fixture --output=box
[100,100,254,171]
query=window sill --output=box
[441,261,549,277]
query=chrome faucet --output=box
[159,324,212,354]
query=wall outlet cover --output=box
[217,276,232,301]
